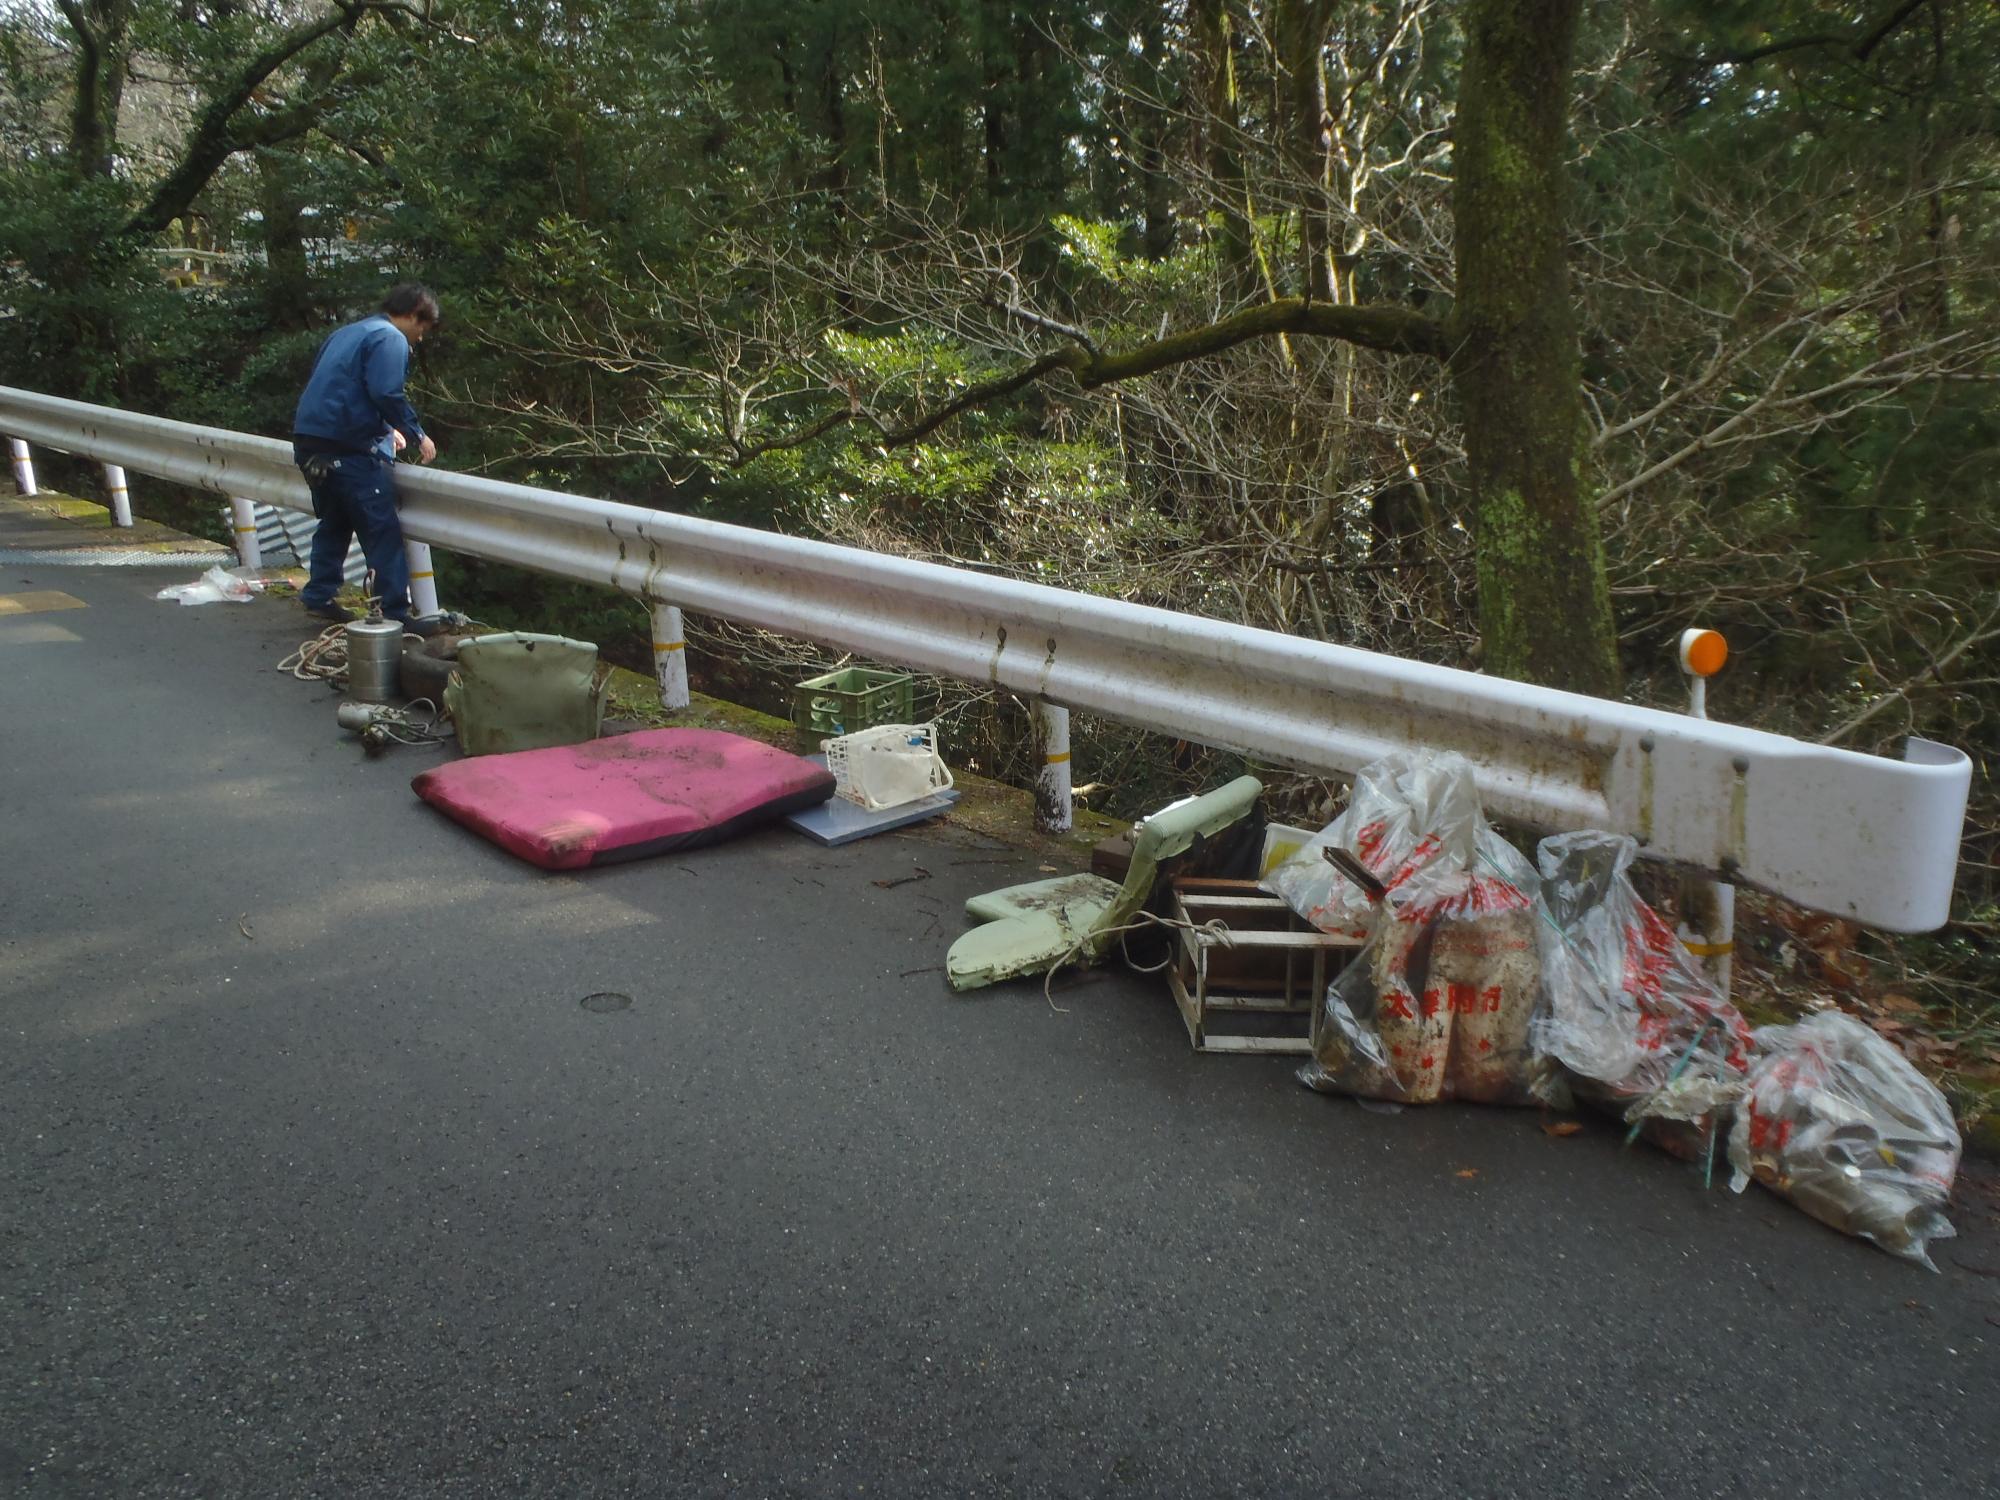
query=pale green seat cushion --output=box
[943,910,1102,993]
[947,775,1262,991]
[962,872,1122,926]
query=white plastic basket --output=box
[822,722,954,810]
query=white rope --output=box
[1040,910,1238,1012]
[277,623,351,681]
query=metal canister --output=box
[345,618,404,703]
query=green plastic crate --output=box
[790,666,915,742]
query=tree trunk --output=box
[256,149,315,332]
[1272,0,1335,301]
[1451,0,1619,695]
[1136,4,1175,262]
[59,0,133,178]
[1190,0,1255,296]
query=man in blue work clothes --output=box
[291,282,448,634]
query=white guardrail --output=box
[1,385,1972,933]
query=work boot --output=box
[303,600,356,625]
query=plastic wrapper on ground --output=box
[155,565,261,605]
[1288,752,1546,1106]
[1728,1012,1961,1270]
[1531,831,1754,1159]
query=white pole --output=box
[1034,700,1072,833]
[8,438,35,495]
[229,496,260,568]
[651,602,689,709]
[1708,884,1736,996]
[102,463,133,527]
[404,539,440,617]
[1677,628,1734,994]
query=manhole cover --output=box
[579,991,633,1014]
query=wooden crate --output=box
[1162,878,1362,1054]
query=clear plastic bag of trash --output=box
[1289,752,1547,1106]
[1532,831,1755,1159]
[1267,750,1489,940]
[1727,1011,1960,1270]
[155,565,261,606]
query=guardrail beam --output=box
[0,384,1970,932]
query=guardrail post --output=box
[651,602,689,710]
[405,540,441,618]
[1034,700,1072,833]
[102,463,133,527]
[9,437,35,495]
[229,497,261,568]
[1677,628,1734,993]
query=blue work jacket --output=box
[292,314,426,458]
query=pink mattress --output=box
[412,728,836,869]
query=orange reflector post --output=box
[1679,627,1727,678]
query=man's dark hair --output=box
[381,282,441,327]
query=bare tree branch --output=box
[1820,600,2000,746]
[123,0,440,238]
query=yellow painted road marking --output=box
[0,591,87,616]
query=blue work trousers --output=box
[295,448,412,619]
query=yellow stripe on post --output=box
[1045,750,1071,765]
[1681,939,1735,957]
[653,640,686,653]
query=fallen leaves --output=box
[1542,1120,1584,1138]
[1454,1168,1479,1180]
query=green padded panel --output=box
[945,911,1095,992]
[947,775,1262,991]
[443,632,609,757]
[962,872,1121,925]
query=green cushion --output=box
[947,775,1262,992]
[443,632,609,757]
[962,872,1122,925]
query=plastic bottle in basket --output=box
[823,723,953,811]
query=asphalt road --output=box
[3,555,1997,1499]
